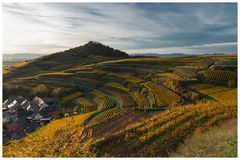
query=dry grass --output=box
[170,119,237,157]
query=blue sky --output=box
[3,3,237,54]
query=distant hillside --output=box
[4,41,129,79]
[3,53,46,67]
[131,53,194,57]
[131,52,236,58]
[3,53,46,62]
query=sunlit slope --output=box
[3,111,95,157]
[3,100,236,157]
[190,83,237,106]
[86,103,236,157]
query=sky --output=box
[3,3,237,55]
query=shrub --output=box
[33,84,49,96]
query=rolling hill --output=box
[4,41,129,80]
[3,42,237,157]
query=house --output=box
[32,96,48,109]
[3,95,54,143]
[3,95,31,113]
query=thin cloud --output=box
[3,3,237,54]
[125,42,237,54]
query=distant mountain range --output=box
[130,53,197,57]
[3,53,47,62]
[130,52,235,57]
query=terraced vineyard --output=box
[86,102,237,157]
[102,87,136,108]
[3,41,237,157]
[88,107,124,125]
[131,90,152,109]
[189,84,237,106]
[4,101,236,157]
[143,81,183,108]
[203,70,237,81]
[75,96,96,112]
[97,96,117,110]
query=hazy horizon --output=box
[3,3,237,55]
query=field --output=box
[3,47,237,158]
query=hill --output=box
[3,41,237,157]
[3,41,129,80]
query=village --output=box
[3,95,57,143]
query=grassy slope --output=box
[171,118,237,157]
